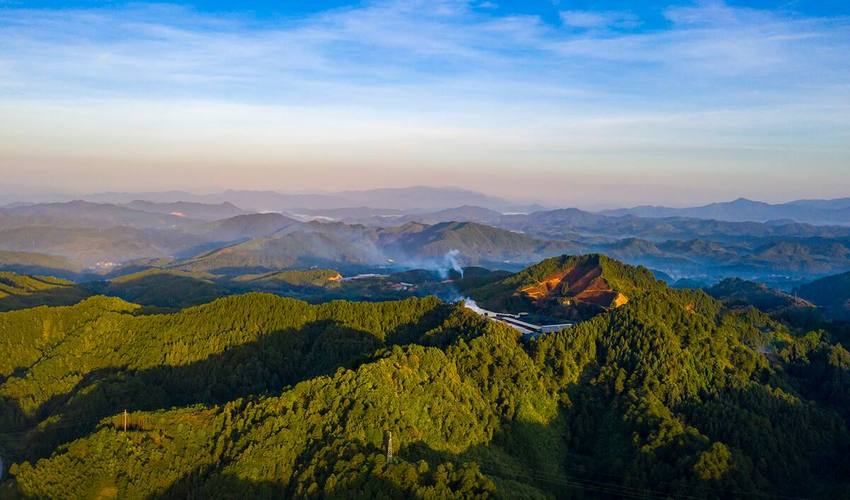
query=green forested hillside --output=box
[234,269,343,289]
[798,271,850,320]
[471,254,662,320]
[0,250,82,279]
[1,257,849,499]
[385,221,578,266]
[0,272,91,311]
[708,278,815,313]
[91,269,229,309]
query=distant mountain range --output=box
[123,200,249,221]
[176,220,577,274]
[79,189,850,226]
[83,186,543,213]
[0,200,199,230]
[2,195,850,285]
[304,204,850,242]
[9,187,850,226]
[602,197,850,226]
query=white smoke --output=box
[441,249,464,279]
[461,297,485,314]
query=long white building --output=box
[463,299,575,339]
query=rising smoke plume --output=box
[441,249,464,279]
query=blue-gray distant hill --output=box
[123,200,250,221]
[85,186,542,212]
[602,197,850,226]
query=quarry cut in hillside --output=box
[471,254,654,321]
[517,259,629,310]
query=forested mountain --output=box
[0,250,81,278]
[0,209,297,271]
[502,209,850,241]
[0,200,200,230]
[595,237,850,282]
[179,223,386,274]
[707,278,814,314]
[0,266,501,315]
[397,206,507,226]
[2,197,850,285]
[371,206,850,241]
[470,254,661,321]
[1,255,848,498]
[0,272,90,311]
[382,221,578,267]
[188,213,301,242]
[797,271,850,321]
[0,226,206,269]
[89,269,229,309]
[234,269,343,289]
[178,221,576,274]
[123,200,250,221]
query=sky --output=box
[1,0,849,208]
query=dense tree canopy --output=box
[1,258,849,499]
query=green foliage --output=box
[693,442,732,481]
[471,253,664,319]
[0,272,91,311]
[707,277,813,314]
[798,270,850,320]
[2,256,849,499]
[92,269,228,309]
[234,269,343,288]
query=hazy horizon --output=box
[2,183,849,212]
[2,0,849,207]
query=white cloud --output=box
[0,0,848,203]
[559,10,638,30]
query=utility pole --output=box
[387,431,393,465]
[123,409,128,432]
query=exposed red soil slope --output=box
[517,261,628,310]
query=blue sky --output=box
[1,1,849,207]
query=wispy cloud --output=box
[2,1,847,99]
[560,10,639,30]
[0,0,848,204]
